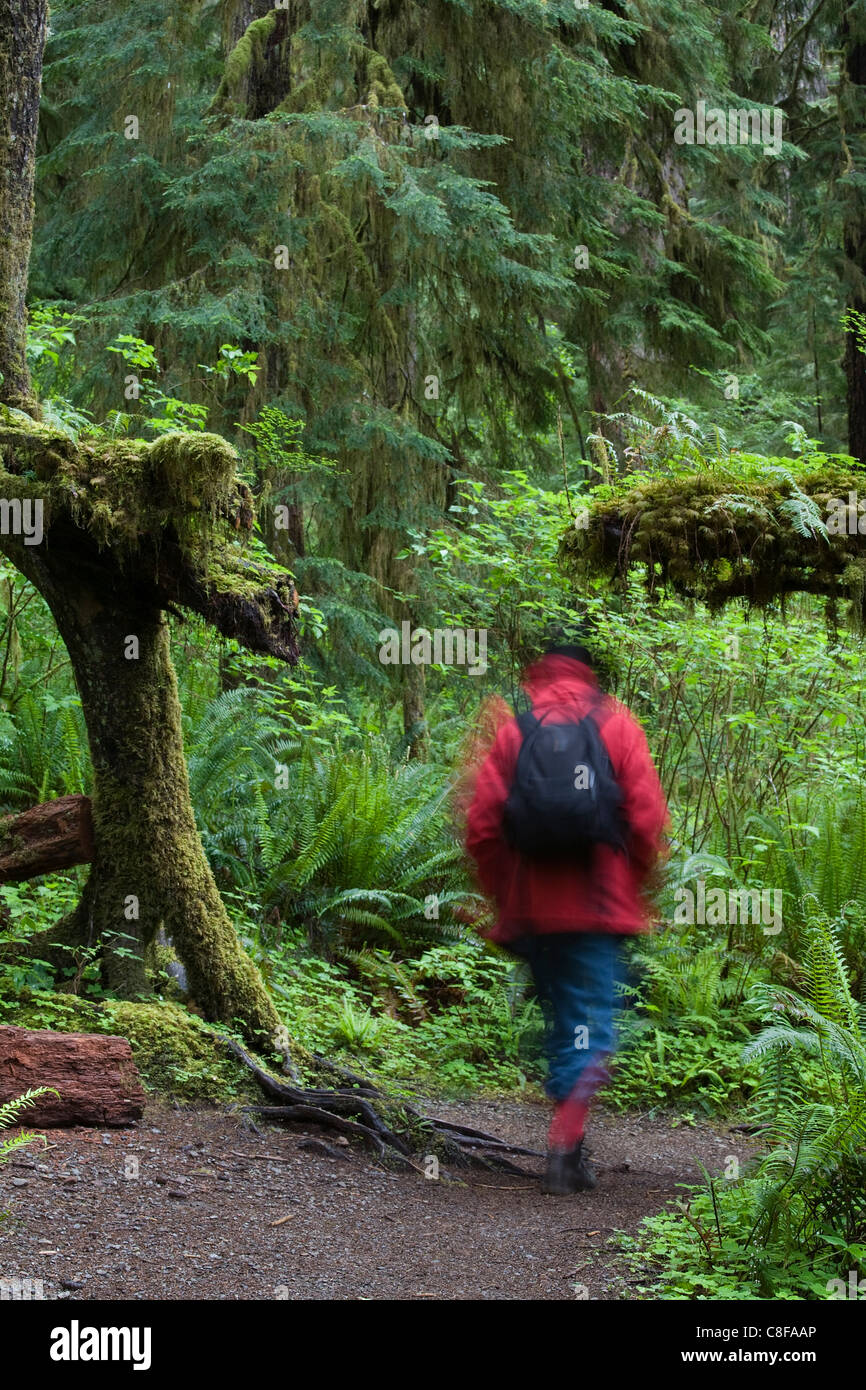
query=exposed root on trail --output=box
[216,1034,542,1176]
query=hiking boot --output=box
[541,1139,597,1195]
[568,1138,597,1191]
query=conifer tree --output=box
[718,0,866,458]
[32,0,788,715]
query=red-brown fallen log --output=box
[0,1026,145,1127]
[0,794,94,883]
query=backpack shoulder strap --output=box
[516,710,539,738]
[584,691,616,732]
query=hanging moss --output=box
[274,36,338,114]
[561,460,866,626]
[213,10,281,114]
[355,46,405,110]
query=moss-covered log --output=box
[561,460,866,620]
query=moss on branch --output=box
[561,458,866,623]
[0,419,298,660]
[212,10,283,115]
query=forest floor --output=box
[0,1097,751,1301]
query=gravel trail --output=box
[0,1098,751,1301]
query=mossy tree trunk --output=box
[0,0,47,412]
[0,0,287,1052]
[9,535,281,1043]
[213,2,442,758]
[0,0,297,1044]
[843,13,866,465]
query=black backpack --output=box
[503,699,626,863]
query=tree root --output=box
[214,1034,542,1176]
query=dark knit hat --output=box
[545,642,594,667]
[544,624,595,668]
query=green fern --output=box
[741,796,866,971]
[740,916,866,1263]
[258,742,466,953]
[0,1087,58,1168]
[0,691,90,808]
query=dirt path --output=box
[0,1099,749,1301]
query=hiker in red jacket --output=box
[465,638,669,1195]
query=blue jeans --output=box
[512,931,625,1101]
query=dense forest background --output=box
[3,0,866,1300]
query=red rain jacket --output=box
[465,654,669,945]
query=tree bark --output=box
[587,339,632,470]
[0,0,47,411]
[843,15,866,464]
[7,527,282,1046]
[0,795,93,883]
[59,597,279,1039]
[401,649,429,760]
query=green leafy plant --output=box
[334,999,387,1051]
[255,741,468,954]
[622,915,866,1299]
[0,1087,58,1220]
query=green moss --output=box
[841,556,866,608]
[0,986,107,1034]
[0,988,266,1104]
[213,12,280,112]
[73,431,239,552]
[145,936,184,999]
[147,431,238,514]
[60,612,282,1043]
[0,425,241,557]
[0,28,41,415]
[205,549,277,604]
[106,1000,263,1103]
[277,44,334,114]
[360,49,405,109]
[0,427,293,1049]
[562,459,866,624]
